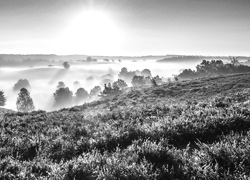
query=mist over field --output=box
[0,59,200,111]
[2,0,250,178]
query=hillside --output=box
[72,73,250,115]
[1,73,250,179]
[0,107,14,119]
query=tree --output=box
[13,79,30,91]
[230,56,240,66]
[178,69,196,79]
[75,88,89,103]
[113,79,128,90]
[54,87,73,108]
[141,69,152,77]
[145,76,151,85]
[57,81,65,89]
[108,82,112,89]
[112,83,119,92]
[63,61,70,69]
[90,86,101,97]
[16,88,35,112]
[152,75,163,85]
[131,75,146,86]
[119,67,128,77]
[87,56,93,62]
[118,67,137,83]
[102,84,113,96]
[0,90,6,106]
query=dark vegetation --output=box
[1,72,250,179]
[6,59,247,112]
[50,68,160,109]
[118,67,153,83]
[157,55,230,63]
[100,79,128,98]
[75,88,89,103]
[63,61,70,69]
[178,59,250,79]
[90,86,101,97]
[0,90,6,106]
[57,81,66,89]
[86,56,97,62]
[54,87,74,108]
[16,88,35,112]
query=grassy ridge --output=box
[1,73,250,179]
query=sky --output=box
[0,0,249,56]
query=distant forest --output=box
[156,55,250,63]
[178,59,250,79]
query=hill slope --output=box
[71,73,250,115]
[0,107,14,119]
[1,73,250,179]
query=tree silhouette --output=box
[0,90,6,106]
[87,56,93,62]
[152,75,163,85]
[75,88,89,103]
[141,69,152,77]
[113,79,128,90]
[230,56,240,66]
[16,88,35,112]
[57,81,66,89]
[178,59,250,79]
[132,75,146,86]
[102,83,113,96]
[63,62,70,69]
[118,67,136,83]
[112,83,119,92]
[13,79,30,91]
[54,87,73,108]
[90,86,101,97]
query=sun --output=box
[56,9,123,55]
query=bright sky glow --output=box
[55,9,124,55]
[0,0,250,56]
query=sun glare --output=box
[56,10,123,55]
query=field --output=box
[1,73,250,179]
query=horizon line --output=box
[0,53,249,58]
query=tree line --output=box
[178,59,250,79]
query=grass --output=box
[1,73,250,179]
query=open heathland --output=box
[1,73,250,179]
